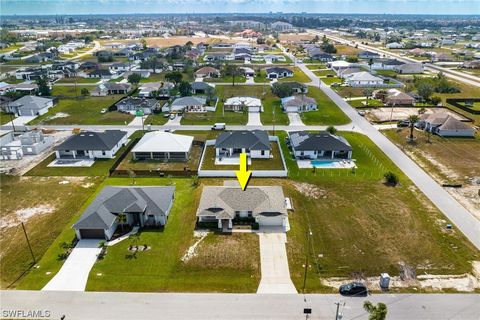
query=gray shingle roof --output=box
[55,130,127,151]
[73,186,175,230]
[290,131,352,152]
[215,130,271,151]
[9,95,53,110]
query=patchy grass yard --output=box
[201,142,285,171]
[51,85,97,97]
[84,178,260,293]
[273,131,480,292]
[279,66,311,83]
[300,86,350,125]
[306,64,326,70]
[1,175,102,289]
[0,112,14,125]
[55,77,100,84]
[335,45,362,56]
[28,96,134,125]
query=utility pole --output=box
[9,113,16,132]
[21,222,36,264]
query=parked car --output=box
[358,110,366,116]
[397,120,410,127]
[331,82,341,87]
[169,113,176,120]
[100,108,107,114]
[339,282,368,296]
[211,122,226,130]
[326,74,334,78]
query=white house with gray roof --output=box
[6,95,55,116]
[281,95,317,113]
[289,131,352,160]
[215,130,271,160]
[54,130,127,160]
[196,186,288,229]
[73,186,175,240]
[170,96,207,113]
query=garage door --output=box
[257,215,284,226]
[80,229,105,239]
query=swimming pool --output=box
[311,160,338,168]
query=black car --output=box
[339,282,368,296]
[397,120,410,127]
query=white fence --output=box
[198,136,288,178]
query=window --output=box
[102,151,106,156]
[261,150,265,156]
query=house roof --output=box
[171,96,206,107]
[420,113,450,125]
[196,186,287,219]
[281,95,316,107]
[195,66,220,75]
[289,131,352,152]
[215,130,271,151]
[73,186,175,230]
[132,131,193,153]
[224,96,261,107]
[116,97,158,109]
[346,72,383,82]
[55,130,127,151]
[437,116,473,131]
[266,67,292,74]
[191,82,213,90]
[9,95,53,110]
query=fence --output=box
[446,98,480,115]
[197,136,288,177]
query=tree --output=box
[416,80,434,101]
[178,81,192,97]
[140,56,163,74]
[407,114,419,141]
[363,88,374,105]
[80,88,89,96]
[384,172,399,186]
[368,58,374,69]
[116,213,128,232]
[363,301,388,320]
[140,38,147,50]
[185,41,193,50]
[326,126,337,135]
[165,71,183,86]
[127,73,142,85]
[271,82,294,98]
[224,64,240,86]
[346,55,359,63]
[37,76,50,96]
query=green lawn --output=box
[279,66,311,83]
[314,70,335,77]
[375,70,398,77]
[144,113,169,125]
[299,86,350,125]
[274,131,480,292]
[261,95,289,125]
[28,96,134,125]
[320,76,342,86]
[0,44,23,53]
[0,112,14,125]
[306,64,326,70]
[1,175,102,289]
[55,77,100,84]
[26,132,143,177]
[204,75,246,84]
[51,85,97,97]
[139,72,193,84]
[3,76,25,84]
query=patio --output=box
[47,158,95,167]
[215,154,253,166]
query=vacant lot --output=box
[1,175,102,289]
[300,86,350,125]
[274,131,480,292]
[55,77,100,84]
[334,44,362,56]
[29,96,133,125]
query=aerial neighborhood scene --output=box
[0,0,479,319]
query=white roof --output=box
[224,96,262,107]
[131,131,193,153]
[346,72,383,82]
[329,60,351,68]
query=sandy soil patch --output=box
[321,261,480,292]
[181,230,209,262]
[47,112,69,120]
[0,204,55,229]
[368,108,468,122]
[290,181,326,199]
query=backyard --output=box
[299,86,350,125]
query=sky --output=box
[1,0,479,15]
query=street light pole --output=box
[21,222,36,264]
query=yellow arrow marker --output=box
[235,153,252,191]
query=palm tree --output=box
[407,114,420,141]
[117,213,127,232]
[363,301,387,320]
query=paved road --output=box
[308,29,480,88]
[42,240,101,291]
[1,290,479,320]
[295,61,480,250]
[257,228,297,294]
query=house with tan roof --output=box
[194,66,221,78]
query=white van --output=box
[211,123,226,130]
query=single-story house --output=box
[191,82,214,95]
[87,69,119,79]
[138,82,162,97]
[215,130,271,159]
[55,130,127,160]
[6,95,55,117]
[266,67,293,79]
[91,83,132,96]
[281,95,317,113]
[386,42,404,49]
[73,186,175,240]
[393,63,424,74]
[337,67,363,79]
[289,131,353,159]
[371,59,405,70]
[196,186,288,229]
[195,66,221,78]
[109,62,134,72]
[124,70,151,79]
[240,67,255,78]
[358,51,381,59]
[115,97,160,115]
[203,53,229,62]
[379,89,416,106]
[420,114,475,137]
[308,48,334,61]
[345,72,384,87]
[224,96,262,112]
[170,96,207,113]
[281,81,308,94]
[131,131,194,161]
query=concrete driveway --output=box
[247,111,262,126]
[42,239,101,291]
[287,113,305,126]
[257,228,297,294]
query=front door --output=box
[132,213,141,226]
